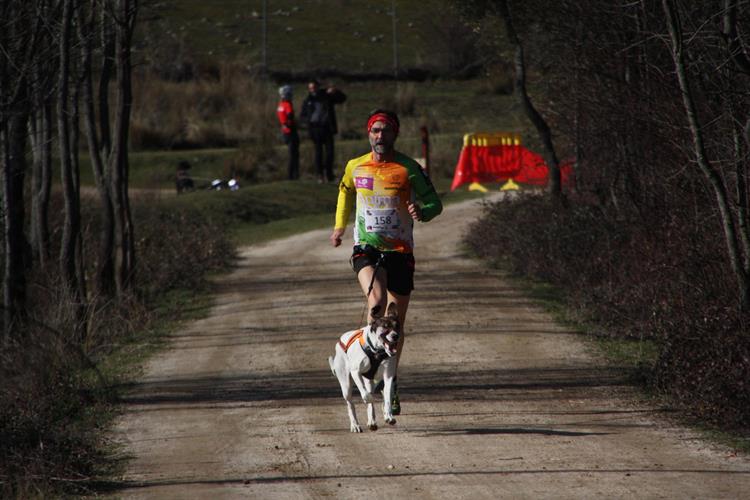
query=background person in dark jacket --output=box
[300,79,347,183]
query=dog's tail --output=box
[328,355,336,376]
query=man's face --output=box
[368,121,397,156]
[308,82,318,94]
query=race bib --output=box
[365,208,400,232]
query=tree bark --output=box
[78,0,116,297]
[109,0,137,296]
[2,108,29,335]
[1,1,41,335]
[57,0,86,332]
[99,1,115,159]
[28,98,53,270]
[25,1,55,271]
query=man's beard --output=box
[372,143,392,155]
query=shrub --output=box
[467,195,750,429]
[0,194,235,496]
[133,200,236,302]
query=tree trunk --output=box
[99,1,115,159]
[70,83,88,306]
[28,99,53,269]
[58,0,86,333]
[496,0,562,198]
[2,108,29,335]
[109,0,137,296]
[78,0,116,297]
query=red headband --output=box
[367,113,399,136]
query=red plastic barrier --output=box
[450,135,574,191]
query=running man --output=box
[330,109,443,414]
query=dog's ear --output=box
[370,305,382,319]
[386,302,398,319]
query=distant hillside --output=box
[138,0,483,79]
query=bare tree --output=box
[2,106,30,335]
[662,0,750,309]
[57,0,87,334]
[108,0,138,296]
[78,0,116,297]
[25,1,58,273]
[1,1,41,334]
[496,0,562,198]
[28,87,54,270]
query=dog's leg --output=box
[345,397,362,433]
[346,372,371,432]
[350,370,378,431]
[328,355,336,375]
[382,365,397,425]
[351,370,374,405]
[332,351,362,432]
[362,378,378,430]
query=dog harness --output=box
[338,328,389,380]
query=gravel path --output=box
[110,195,750,499]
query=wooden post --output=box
[420,125,430,176]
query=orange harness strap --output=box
[338,329,365,352]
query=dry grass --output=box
[131,63,276,149]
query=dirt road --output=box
[110,195,750,499]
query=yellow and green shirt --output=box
[335,151,443,253]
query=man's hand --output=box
[407,202,422,221]
[330,227,345,247]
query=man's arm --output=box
[327,87,347,105]
[403,156,442,222]
[331,161,356,246]
[330,227,345,247]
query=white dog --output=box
[328,303,400,432]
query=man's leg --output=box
[356,265,387,323]
[311,128,324,182]
[382,253,413,416]
[323,133,335,182]
[386,290,410,364]
[288,132,300,180]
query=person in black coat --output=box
[300,79,347,183]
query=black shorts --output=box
[351,245,415,296]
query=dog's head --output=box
[369,303,400,357]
